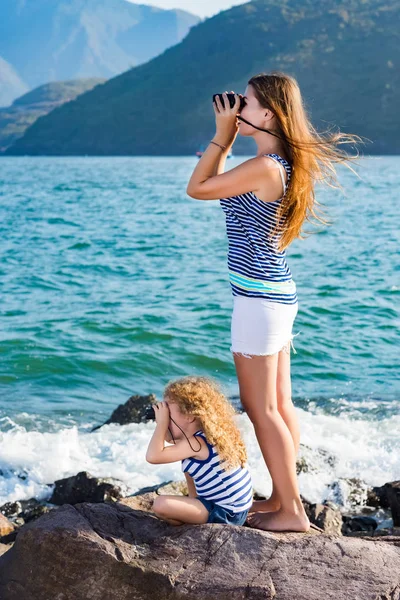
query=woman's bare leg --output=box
[152,495,209,525]
[233,351,309,532]
[250,346,301,513]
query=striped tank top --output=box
[219,153,298,305]
[181,430,253,513]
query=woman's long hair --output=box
[163,375,247,469]
[248,71,365,251]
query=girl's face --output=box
[238,84,274,136]
[164,398,195,441]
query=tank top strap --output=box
[193,429,213,450]
[262,153,291,195]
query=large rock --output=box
[0,502,400,600]
[385,481,400,527]
[91,393,157,431]
[49,471,126,505]
[367,481,400,525]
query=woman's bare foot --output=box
[248,497,281,513]
[246,507,310,533]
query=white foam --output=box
[0,408,399,509]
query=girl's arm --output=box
[145,401,205,464]
[184,473,197,498]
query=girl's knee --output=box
[152,495,169,516]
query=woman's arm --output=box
[187,92,241,199]
[184,473,197,498]
[186,155,277,201]
[187,135,232,196]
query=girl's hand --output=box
[154,401,170,428]
[213,90,242,146]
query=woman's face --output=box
[238,85,273,136]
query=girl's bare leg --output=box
[152,495,209,525]
[233,351,309,532]
[250,346,301,513]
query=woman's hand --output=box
[154,401,170,428]
[213,90,242,147]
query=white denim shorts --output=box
[230,296,300,358]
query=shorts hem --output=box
[231,332,300,358]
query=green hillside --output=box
[5,0,400,156]
[0,78,105,153]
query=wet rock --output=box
[324,477,369,509]
[0,515,15,539]
[91,393,158,431]
[304,502,343,535]
[0,498,51,525]
[385,481,400,527]
[342,515,378,535]
[1,502,400,600]
[296,444,338,476]
[367,484,390,509]
[49,471,126,505]
[296,456,313,474]
[345,527,400,539]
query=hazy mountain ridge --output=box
[0,0,200,106]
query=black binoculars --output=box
[213,93,246,112]
[144,405,156,421]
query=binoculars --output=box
[213,93,246,112]
[144,405,156,421]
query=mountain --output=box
[0,78,105,152]
[5,0,400,156]
[0,0,200,106]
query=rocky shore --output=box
[1,394,399,598]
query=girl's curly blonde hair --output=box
[163,375,247,469]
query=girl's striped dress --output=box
[219,153,298,305]
[181,429,253,512]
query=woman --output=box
[186,72,361,532]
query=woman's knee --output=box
[247,405,281,427]
[277,393,294,414]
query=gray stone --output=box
[91,393,158,431]
[49,471,126,505]
[1,502,400,600]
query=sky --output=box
[127,0,251,19]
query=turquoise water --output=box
[0,155,398,506]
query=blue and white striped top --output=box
[181,430,253,513]
[220,153,298,305]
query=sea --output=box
[0,155,399,514]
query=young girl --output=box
[145,375,253,526]
[186,72,361,532]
